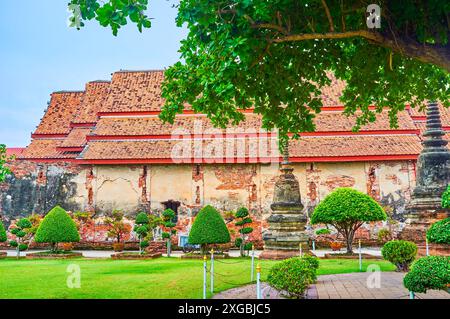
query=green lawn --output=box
[0,257,395,299]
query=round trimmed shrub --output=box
[404,256,450,293]
[18,243,28,251]
[35,205,80,251]
[0,221,6,242]
[426,217,450,244]
[267,256,319,299]
[188,205,230,251]
[382,240,417,272]
[135,212,149,225]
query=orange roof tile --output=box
[34,92,84,135]
[409,102,450,124]
[19,139,77,159]
[60,127,92,148]
[289,135,422,159]
[81,134,422,162]
[6,148,24,157]
[91,109,416,137]
[100,70,166,113]
[72,81,110,124]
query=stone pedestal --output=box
[260,160,309,260]
[401,102,450,242]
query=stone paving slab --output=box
[213,272,450,299]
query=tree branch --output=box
[270,30,450,72]
[321,0,335,32]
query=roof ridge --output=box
[114,69,165,73]
[52,90,85,94]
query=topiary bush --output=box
[441,185,450,208]
[426,217,450,244]
[35,205,80,252]
[234,207,253,257]
[10,218,32,258]
[161,208,177,257]
[0,221,6,242]
[134,212,150,255]
[404,256,450,293]
[311,188,386,253]
[381,240,417,272]
[267,256,319,299]
[188,205,230,253]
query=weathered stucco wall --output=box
[1,159,416,240]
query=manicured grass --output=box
[0,257,395,299]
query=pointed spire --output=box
[422,101,448,151]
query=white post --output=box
[256,263,261,299]
[251,244,255,282]
[210,249,214,293]
[299,243,303,257]
[312,240,316,253]
[409,291,415,299]
[358,239,362,272]
[203,255,207,299]
[425,237,429,256]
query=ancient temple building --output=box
[1,69,449,244]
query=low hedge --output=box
[267,255,319,299]
[403,256,450,293]
[381,240,417,272]
[426,218,450,244]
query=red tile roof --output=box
[20,139,77,159]
[34,92,84,135]
[6,148,24,157]
[19,69,446,163]
[72,81,110,124]
[100,70,166,113]
[60,127,92,148]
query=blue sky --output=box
[0,0,187,147]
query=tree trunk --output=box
[167,238,171,257]
[16,238,20,259]
[346,230,355,254]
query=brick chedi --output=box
[402,102,450,244]
[260,144,309,259]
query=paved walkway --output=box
[213,272,450,299]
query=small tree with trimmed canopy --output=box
[0,220,7,243]
[134,212,149,254]
[311,188,386,254]
[9,218,32,258]
[161,209,177,257]
[188,205,230,254]
[35,205,80,252]
[234,207,253,257]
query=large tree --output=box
[69,0,449,141]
